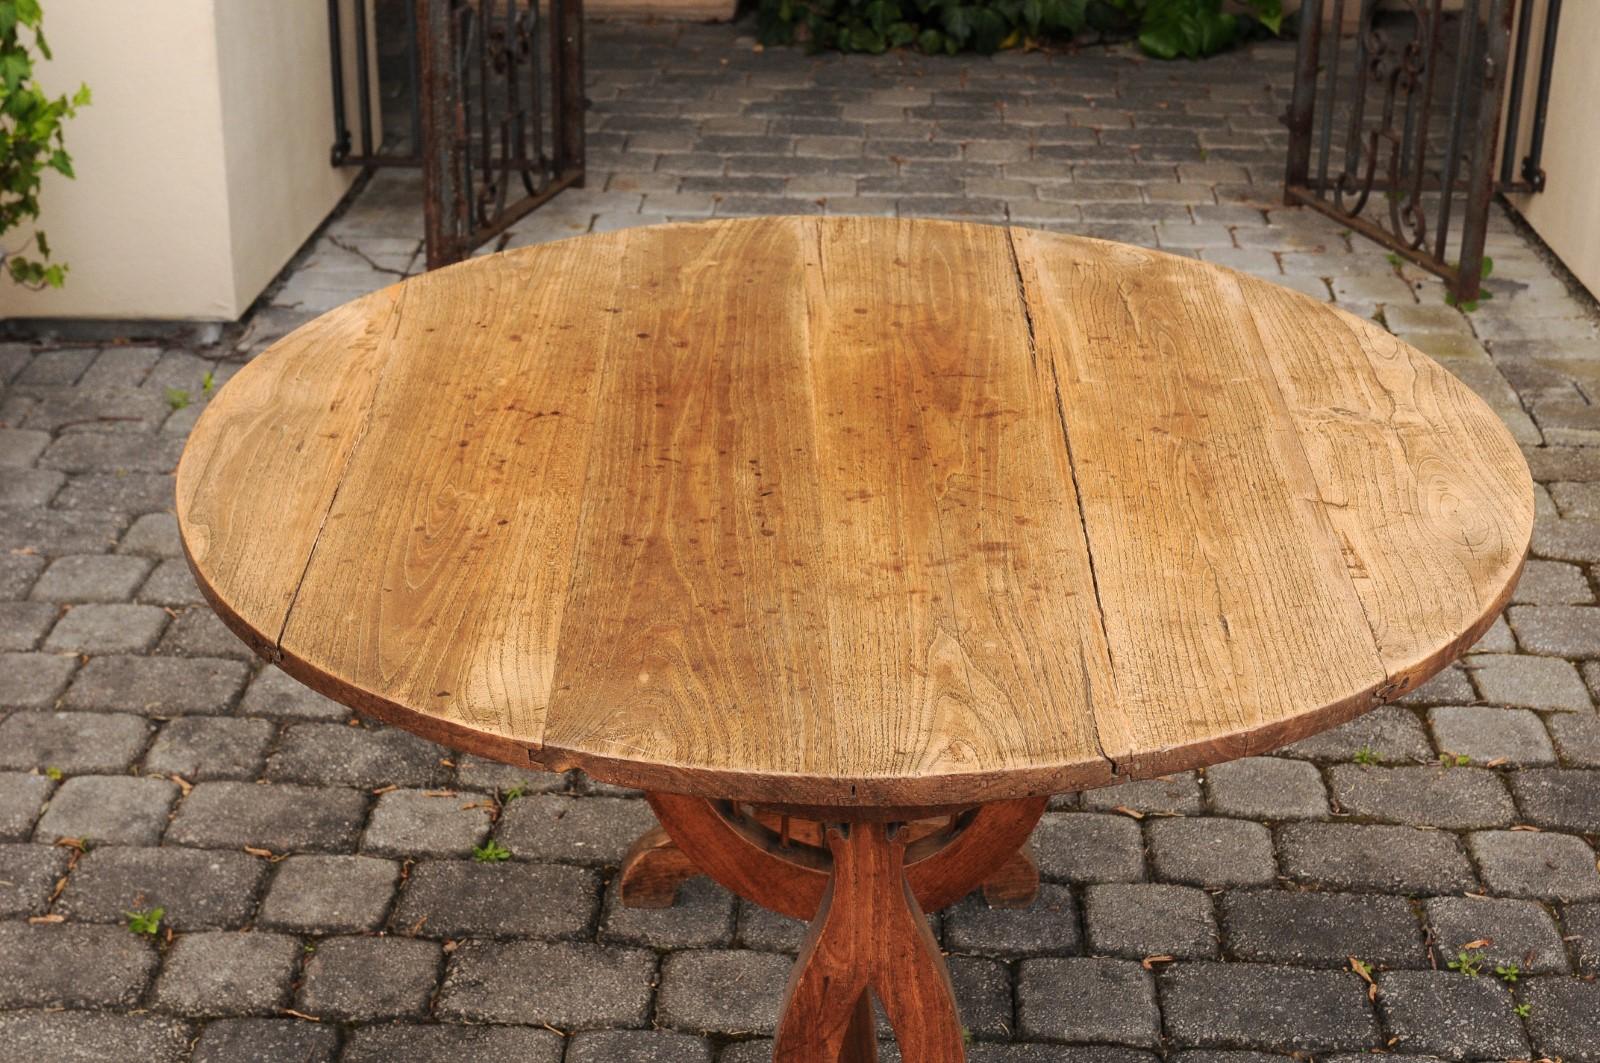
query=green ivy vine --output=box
[756,0,1283,59]
[1,0,89,290]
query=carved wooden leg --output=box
[619,825,698,908]
[981,841,1039,909]
[621,808,1043,911]
[773,822,962,1063]
[639,794,1046,1062]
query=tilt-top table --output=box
[177,217,1533,1061]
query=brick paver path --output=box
[3,20,1599,1062]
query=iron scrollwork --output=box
[1284,0,1517,303]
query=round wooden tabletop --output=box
[177,217,1533,808]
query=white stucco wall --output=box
[0,1,369,322]
[1504,0,1600,299]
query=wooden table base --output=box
[623,792,1048,1061]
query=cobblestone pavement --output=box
[4,19,1600,1063]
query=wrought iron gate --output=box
[328,0,586,269]
[1284,0,1561,303]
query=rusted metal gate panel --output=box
[1284,0,1560,303]
[330,0,586,270]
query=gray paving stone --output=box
[297,935,441,1020]
[1428,705,1557,765]
[152,930,300,1017]
[1221,889,1427,968]
[342,1023,563,1063]
[0,426,50,466]
[1204,757,1328,819]
[1080,772,1203,815]
[136,557,204,605]
[1276,705,1434,763]
[1567,901,1600,975]
[391,858,597,938]
[1425,895,1568,975]
[0,506,126,555]
[1378,970,1529,1061]
[1278,823,1476,893]
[54,470,176,514]
[1468,653,1593,711]
[1397,665,1477,705]
[143,716,275,780]
[0,552,44,598]
[268,722,449,789]
[966,1048,1159,1063]
[154,605,256,660]
[943,881,1080,958]
[28,554,151,603]
[1032,812,1145,883]
[494,793,657,866]
[567,1030,713,1063]
[0,467,64,507]
[1168,1054,1299,1063]
[656,948,790,1035]
[0,770,54,840]
[1507,605,1600,658]
[237,665,348,720]
[1328,765,1515,828]
[1160,962,1380,1051]
[191,1017,339,1063]
[15,347,98,385]
[1147,817,1275,887]
[0,710,151,773]
[1523,977,1600,1061]
[1470,830,1600,900]
[257,853,399,934]
[1509,767,1600,833]
[437,940,655,1028]
[1083,882,1216,959]
[0,651,77,708]
[0,1009,192,1063]
[41,602,168,653]
[363,788,492,858]
[0,841,69,917]
[734,899,809,954]
[167,781,368,853]
[37,430,183,474]
[119,511,181,556]
[948,954,1014,1038]
[34,774,179,846]
[1016,957,1160,1047]
[63,654,248,714]
[601,872,736,948]
[0,599,57,650]
[58,845,267,929]
[0,921,158,1007]
[453,753,570,795]
[1547,713,1600,766]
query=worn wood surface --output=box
[178,216,1533,807]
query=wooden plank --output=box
[1011,230,1389,771]
[278,237,628,744]
[804,218,1119,789]
[1246,286,1534,692]
[178,218,1535,806]
[541,219,837,780]
[176,284,406,660]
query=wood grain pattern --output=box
[773,822,965,1063]
[178,217,1533,807]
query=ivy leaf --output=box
[917,27,945,52]
[941,3,974,44]
[1246,0,1283,34]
